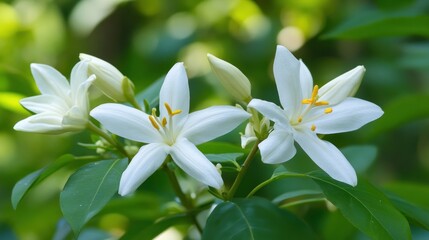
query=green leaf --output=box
[273,189,323,205]
[60,159,128,235]
[11,154,75,209]
[324,6,429,39]
[120,213,191,240]
[383,182,429,207]
[206,153,243,163]
[386,192,429,230]
[198,142,246,154]
[202,198,316,240]
[368,94,429,136]
[341,145,377,174]
[136,76,164,111]
[309,172,411,240]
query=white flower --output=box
[248,45,383,186]
[207,54,252,103]
[14,61,95,134]
[90,63,250,196]
[79,53,132,102]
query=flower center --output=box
[148,102,182,145]
[293,85,333,131]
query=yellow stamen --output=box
[301,99,313,104]
[315,101,329,106]
[164,102,173,115]
[311,85,319,100]
[172,109,182,115]
[298,116,303,123]
[151,108,157,116]
[311,124,316,131]
[162,117,167,127]
[149,116,159,130]
[324,108,333,114]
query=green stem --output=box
[226,140,260,200]
[278,197,326,209]
[86,121,132,160]
[163,163,203,234]
[246,173,307,198]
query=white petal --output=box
[273,45,302,118]
[119,143,168,196]
[70,61,90,96]
[259,129,296,164]
[179,106,250,145]
[311,98,383,134]
[62,105,88,129]
[13,113,64,133]
[20,95,69,114]
[299,60,313,99]
[90,103,161,143]
[159,63,189,125]
[170,138,223,189]
[248,99,290,130]
[73,75,95,113]
[294,130,357,186]
[30,64,70,97]
[318,66,365,105]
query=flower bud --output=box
[79,53,133,102]
[207,54,252,103]
[318,66,365,105]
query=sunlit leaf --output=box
[60,158,127,235]
[309,172,411,240]
[0,92,27,114]
[11,154,75,209]
[203,198,316,240]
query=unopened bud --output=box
[79,53,134,102]
[207,54,252,103]
[318,66,365,105]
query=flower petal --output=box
[70,61,92,100]
[119,143,168,196]
[299,60,313,99]
[73,75,95,114]
[248,99,290,130]
[13,112,64,133]
[294,130,357,186]
[159,63,189,125]
[273,45,302,118]
[30,64,70,97]
[318,66,365,105]
[20,95,69,114]
[259,128,296,164]
[179,106,250,145]
[170,138,223,189]
[310,98,383,134]
[90,103,161,143]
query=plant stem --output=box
[226,140,260,200]
[163,163,203,234]
[86,121,132,160]
[246,173,307,197]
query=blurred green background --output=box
[1,0,429,239]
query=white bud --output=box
[318,66,365,105]
[207,54,252,103]
[79,53,133,102]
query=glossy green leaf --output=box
[368,94,429,137]
[273,189,323,205]
[60,158,128,235]
[136,76,163,111]
[11,154,75,209]
[386,192,429,230]
[383,182,429,207]
[206,153,243,163]
[198,142,246,154]
[202,198,316,240]
[341,145,377,173]
[309,172,411,240]
[324,12,429,39]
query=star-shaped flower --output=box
[14,61,94,134]
[91,63,250,195]
[248,45,383,186]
